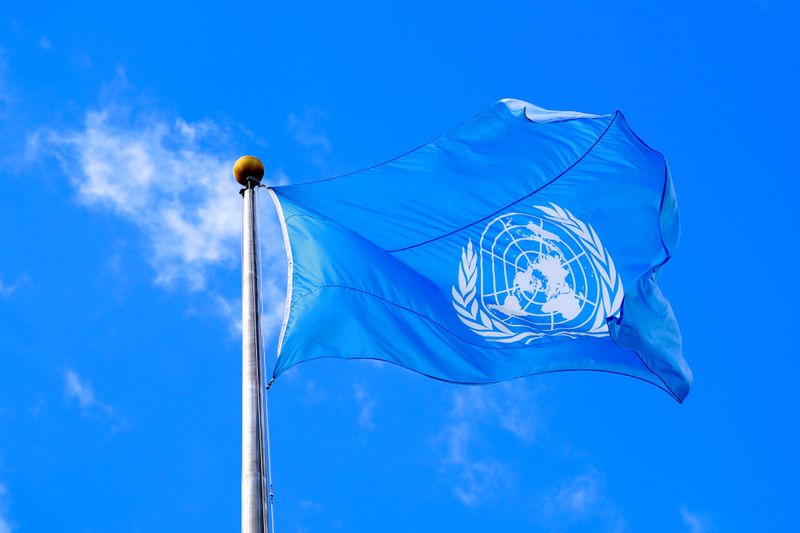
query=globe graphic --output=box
[479,212,599,333]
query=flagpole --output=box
[235,156,268,533]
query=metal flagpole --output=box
[234,156,268,533]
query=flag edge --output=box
[266,187,293,364]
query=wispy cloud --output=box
[211,293,242,337]
[285,375,327,406]
[32,90,289,333]
[681,507,711,533]
[298,499,323,512]
[443,431,508,508]
[293,498,324,533]
[288,108,331,152]
[435,382,541,506]
[546,469,603,518]
[0,275,25,298]
[64,369,127,433]
[543,468,626,532]
[0,482,12,533]
[449,382,539,442]
[36,107,240,289]
[352,383,376,430]
[65,369,112,414]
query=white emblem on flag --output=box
[451,203,624,344]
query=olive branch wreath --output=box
[451,203,624,343]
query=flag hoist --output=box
[234,155,269,533]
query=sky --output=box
[0,1,798,531]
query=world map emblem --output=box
[452,203,624,344]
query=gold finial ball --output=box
[233,155,265,186]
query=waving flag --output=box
[268,99,692,402]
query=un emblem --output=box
[452,203,624,344]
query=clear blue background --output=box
[0,1,797,531]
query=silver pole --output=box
[236,157,267,533]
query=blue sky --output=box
[1,1,798,531]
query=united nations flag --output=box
[268,99,692,402]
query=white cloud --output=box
[548,469,602,517]
[438,411,506,506]
[34,98,289,337]
[352,383,376,430]
[298,499,322,512]
[211,293,242,337]
[0,482,12,533]
[450,382,539,442]
[295,377,327,406]
[681,507,711,533]
[288,108,331,152]
[36,105,259,289]
[65,369,100,410]
[542,468,626,532]
[64,369,126,433]
[0,275,24,298]
[37,108,234,287]
[447,449,507,507]
[435,382,541,506]
[294,497,323,533]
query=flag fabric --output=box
[267,99,692,402]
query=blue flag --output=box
[267,99,692,402]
